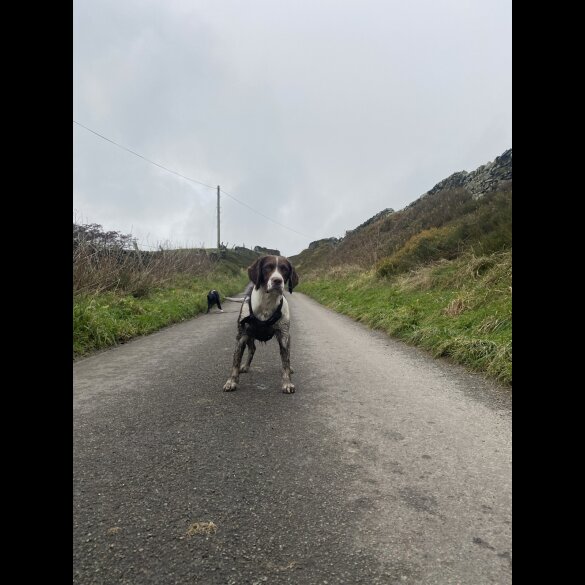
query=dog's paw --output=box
[239,365,249,373]
[223,379,238,392]
[282,382,295,394]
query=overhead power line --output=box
[221,189,308,237]
[74,120,309,238]
[73,121,216,189]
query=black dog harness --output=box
[240,297,284,342]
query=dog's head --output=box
[248,255,299,294]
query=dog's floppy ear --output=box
[248,257,264,288]
[288,263,299,293]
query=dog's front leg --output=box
[276,330,295,394]
[240,339,256,373]
[223,334,247,391]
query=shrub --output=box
[376,225,459,276]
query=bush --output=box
[376,225,459,276]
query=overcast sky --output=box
[73,0,511,256]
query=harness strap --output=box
[242,296,283,326]
[240,297,284,341]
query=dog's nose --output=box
[272,277,283,286]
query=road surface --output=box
[73,292,512,584]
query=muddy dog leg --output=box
[223,334,248,391]
[276,330,295,394]
[240,339,256,373]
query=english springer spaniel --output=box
[223,255,299,394]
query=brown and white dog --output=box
[223,255,299,393]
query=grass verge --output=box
[73,272,249,358]
[297,250,511,386]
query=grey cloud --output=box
[74,0,511,256]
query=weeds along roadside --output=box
[297,250,512,386]
[73,233,251,358]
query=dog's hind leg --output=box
[276,330,295,394]
[223,334,247,391]
[240,339,256,373]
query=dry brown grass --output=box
[73,240,219,297]
[478,315,509,334]
[443,297,468,316]
[439,250,511,290]
[394,259,450,292]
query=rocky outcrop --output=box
[254,246,281,256]
[422,148,512,200]
[308,237,340,250]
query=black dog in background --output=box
[206,289,224,313]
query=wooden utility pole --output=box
[217,185,220,250]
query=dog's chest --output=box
[239,294,285,342]
[243,319,277,342]
[250,294,274,320]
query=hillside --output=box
[291,149,512,385]
[290,149,512,274]
[214,247,262,275]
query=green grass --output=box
[297,250,512,385]
[73,271,249,358]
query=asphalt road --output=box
[73,292,512,585]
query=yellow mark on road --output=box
[186,521,217,537]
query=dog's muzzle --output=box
[268,279,284,292]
